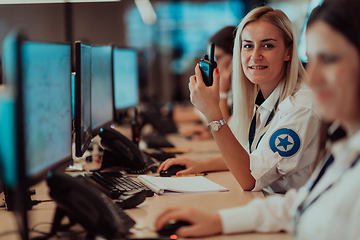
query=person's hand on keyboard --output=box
[157,158,205,176]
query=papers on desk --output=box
[137,175,229,195]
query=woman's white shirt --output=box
[249,83,320,192]
[219,129,360,239]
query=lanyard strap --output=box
[248,98,280,153]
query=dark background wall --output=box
[0,0,271,105]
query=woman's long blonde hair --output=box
[229,6,307,147]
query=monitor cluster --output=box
[0,31,139,191]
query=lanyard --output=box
[248,96,280,153]
[294,153,360,234]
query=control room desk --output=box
[0,127,290,240]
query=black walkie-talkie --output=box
[199,43,217,86]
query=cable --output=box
[29,228,86,240]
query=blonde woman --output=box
[156,0,360,238]
[159,6,320,193]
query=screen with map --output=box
[21,42,72,180]
[91,45,114,135]
[113,48,139,110]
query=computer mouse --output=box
[159,164,186,177]
[157,220,191,236]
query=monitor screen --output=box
[298,0,324,63]
[113,48,139,110]
[91,45,114,135]
[0,31,21,188]
[75,42,92,157]
[21,41,72,184]
[0,87,17,188]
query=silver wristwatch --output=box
[207,118,226,131]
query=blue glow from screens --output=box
[91,46,113,131]
[126,1,244,74]
[79,43,92,152]
[298,0,324,63]
[0,89,17,187]
[0,32,18,187]
[2,31,18,86]
[113,48,139,110]
[21,42,72,176]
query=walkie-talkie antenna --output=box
[209,43,215,62]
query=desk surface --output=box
[0,125,290,240]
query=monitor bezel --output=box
[74,41,92,158]
[112,46,140,122]
[91,44,114,137]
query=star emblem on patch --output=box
[269,128,301,157]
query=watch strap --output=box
[207,118,226,131]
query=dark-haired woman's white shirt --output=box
[219,128,360,239]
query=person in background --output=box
[174,26,235,140]
[156,0,360,238]
[159,6,320,194]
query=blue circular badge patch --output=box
[269,128,301,157]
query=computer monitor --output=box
[0,30,28,240]
[113,47,139,119]
[74,41,92,157]
[298,0,324,63]
[22,41,72,185]
[0,31,72,240]
[0,31,21,188]
[91,45,114,136]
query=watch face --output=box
[210,121,220,131]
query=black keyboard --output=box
[87,171,154,199]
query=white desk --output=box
[0,125,290,240]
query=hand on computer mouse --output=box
[157,158,205,176]
[157,220,191,236]
[159,165,186,177]
[155,207,222,238]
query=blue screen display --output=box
[0,87,17,187]
[0,31,19,187]
[91,45,113,131]
[21,42,72,176]
[298,0,324,63]
[113,48,139,110]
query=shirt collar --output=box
[346,128,360,152]
[256,80,284,112]
[330,123,360,165]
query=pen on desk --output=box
[171,173,207,177]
